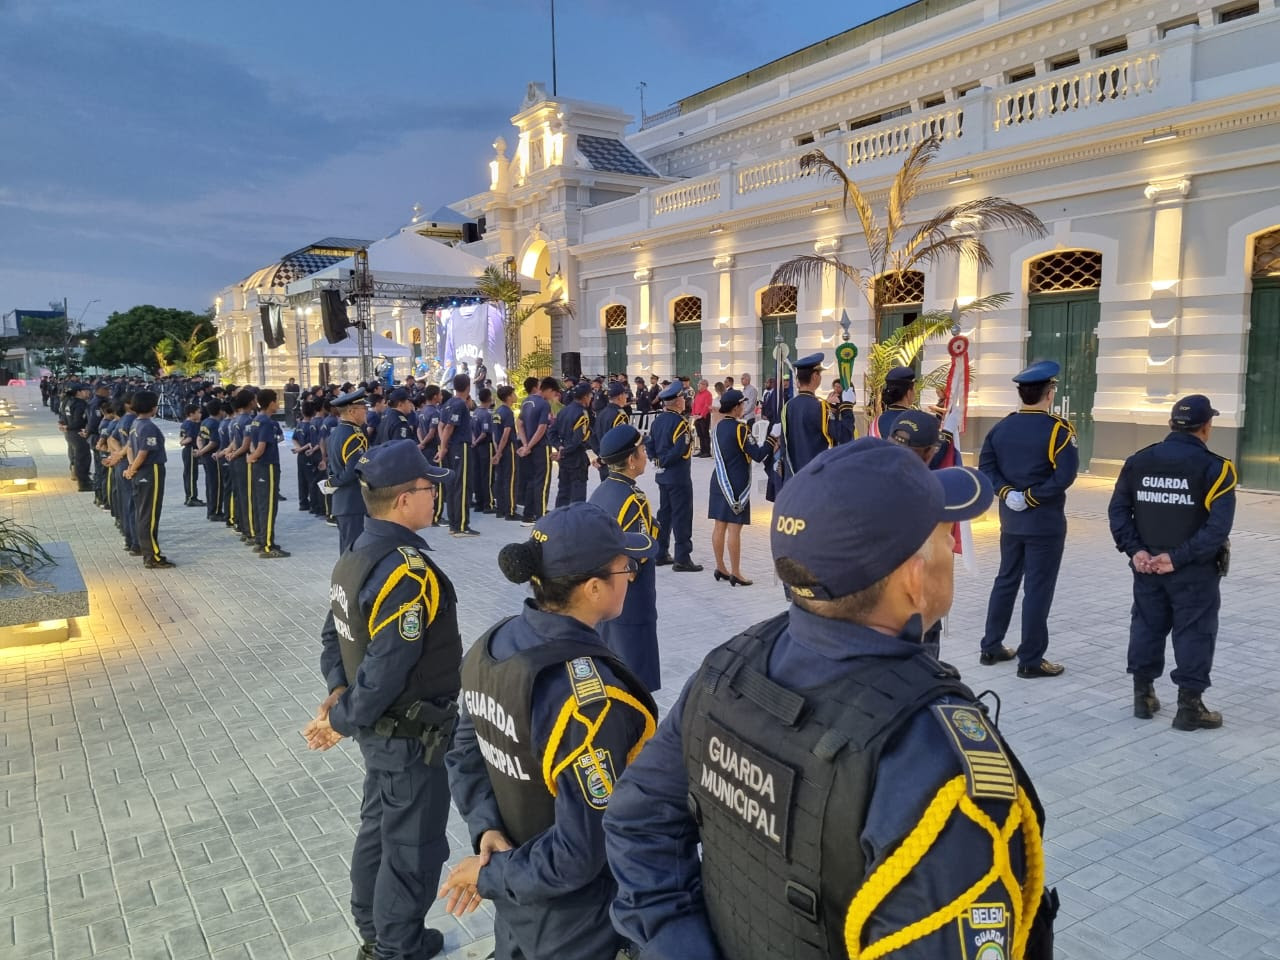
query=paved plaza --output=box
[3,382,1280,960]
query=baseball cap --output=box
[387,388,410,405]
[885,366,916,385]
[888,410,940,448]
[599,424,642,461]
[1171,394,1218,427]
[531,502,656,578]
[771,438,992,600]
[719,388,745,413]
[571,383,592,399]
[332,388,367,408]
[356,439,450,487]
[608,381,629,398]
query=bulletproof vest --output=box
[460,619,656,847]
[1128,442,1209,552]
[682,614,986,960]
[330,537,461,722]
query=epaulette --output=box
[565,657,607,707]
[931,704,1018,801]
[396,546,427,572]
[1050,413,1075,431]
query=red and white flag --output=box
[937,331,976,569]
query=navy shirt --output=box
[197,417,222,459]
[249,412,281,467]
[472,407,494,446]
[493,404,516,452]
[441,395,472,450]
[979,408,1078,537]
[645,410,693,484]
[518,395,551,448]
[179,417,201,450]
[129,417,167,465]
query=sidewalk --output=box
[2,382,1279,960]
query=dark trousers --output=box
[251,461,280,550]
[471,444,492,510]
[220,462,235,525]
[349,743,450,960]
[236,462,255,539]
[181,446,200,502]
[555,453,588,507]
[656,480,694,564]
[695,415,711,456]
[336,513,365,554]
[493,446,516,518]
[117,466,137,548]
[445,445,471,532]
[1128,563,1220,693]
[93,449,107,504]
[202,458,222,518]
[296,453,312,509]
[981,531,1065,667]
[520,445,551,521]
[68,434,90,487]
[132,464,165,561]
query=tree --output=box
[154,327,221,378]
[475,264,574,376]
[770,136,1047,414]
[85,305,217,374]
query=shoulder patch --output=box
[931,704,1017,801]
[566,657,606,707]
[397,546,427,572]
[573,747,616,810]
[400,603,423,641]
[955,902,1012,960]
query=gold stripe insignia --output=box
[932,704,1017,801]
[567,657,607,707]
[397,546,427,571]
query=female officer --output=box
[708,388,778,586]
[440,502,659,960]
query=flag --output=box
[939,333,975,568]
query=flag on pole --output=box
[937,331,976,568]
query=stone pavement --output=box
[2,381,1279,960]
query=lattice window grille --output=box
[1253,229,1280,277]
[876,271,926,306]
[673,296,703,325]
[604,305,628,329]
[761,285,798,316]
[409,327,422,343]
[1029,251,1103,293]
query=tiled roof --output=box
[241,238,370,291]
[578,135,658,177]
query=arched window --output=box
[1253,228,1280,278]
[1029,250,1103,293]
[381,329,394,340]
[760,284,798,317]
[759,285,798,381]
[605,304,628,328]
[409,327,422,343]
[875,270,926,306]
[672,296,703,324]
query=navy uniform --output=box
[328,390,371,553]
[518,391,553,523]
[872,366,920,439]
[592,384,630,481]
[603,439,1056,960]
[777,353,851,491]
[218,412,236,528]
[1108,395,1236,730]
[128,409,170,568]
[65,385,92,491]
[291,409,313,512]
[590,425,662,690]
[179,411,202,505]
[248,406,286,555]
[229,405,256,541]
[112,407,138,552]
[445,504,658,960]
[418,400,445,526]
[440,391,475,535]
[554,385,592,507]
[471,403,494,512]
[198,407,225,520]
[646,382,697,568]
[376,390,415,445]
[978,361,1078,677]
[316,442,459,960]
[492,399,518,520]
[87,387,110,502]
[708,390,776,526]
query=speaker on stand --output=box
[320,289,350,343]
[560,351,582,381]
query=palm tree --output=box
[770,135,1046,415]
[475,264,575,377]
[154,328,220,378]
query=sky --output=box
[0,0,906,329]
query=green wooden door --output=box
[760,315,798,383]
[675,322,702,379]
[606,328,627,377]
[1027,292,1100,469]
[879,305,923,373]
[1241,279,1280,490]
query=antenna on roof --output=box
[638,81,647,120]
[550,0,559,96]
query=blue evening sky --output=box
[0,0,905,326]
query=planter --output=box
[0,541,89,648]
[0,455,37,487]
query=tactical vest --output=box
[682,614,1028,960]
[1128,442,1209,552]
[330,538,461,723]
[460,619,656,847]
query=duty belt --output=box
[372,699,459,766]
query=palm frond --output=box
[800,149,883,269]
[885,136,942,251]
[919,361,952,395]
[770,255,868,292]
[947,196,1048,238]
[958,292,1012,314]
[905,233,993,272]
[798,149,851,194]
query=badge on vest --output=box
[931,704,1017,801]
[397,546,427,572]
[567,658,606,706]
[955,902,1011,960]
[694,719,795,856]
[400,603,423,641]
[574,748,616,810]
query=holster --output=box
[1026,886,1060,960]
[372,699,459,767]
[1216,539,1231,578]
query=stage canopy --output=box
[308,333,412,358]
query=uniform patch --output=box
[567,657,606,706]
[932,704,1017,801]
[573,748,616,809]
[400,603,423,641]
[397,546,427,572]
[693,718,795,855]
[956,902,1011,960]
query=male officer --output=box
[1108,394,1236,730]
[646,381,701,572]
[554,382,592,506]
[590,424,663,690]
[377,388,415,445]
[437,374,478,537]
[592,380,631,480]
[105,393,139,554]
[603,438,1056,960]
[329,388,371,553]
[417,385,446,527]
[978,360,1078,678]
[777,353,853,491]
[196,401,226,521]
[226,390,258,543]
[122,390,173,569]
[65,382,93,491]
[516,377,557,525]
[491,385,519,521]
[470,388,495,513]
[247,389,289,558]
[305,440,459,960]
[178,404,204,506]
[365,393,387,443]
[872,365,918,438]
[87,382,111,503]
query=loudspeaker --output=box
[320,289,349,343]
[461,222,481,244]
[561,351,582,381]
[260,304,284,349]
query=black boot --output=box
[1172,689,1222,731]
[1133,679,1160,719]
[355,941,376,960]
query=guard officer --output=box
[492,385,519,521]
[87,381,111,503]
[554,382,592,506]
[417,385,446,527]
[376,388,415,445]
[65,382,93,491]
[439,502,658,960]
[603,438,1057,960]
[592,380,631,481]
[196,401,226,521]
[590,424,663,690]
[122,390,173,569]
[777,353,853,492]
[517,377,557,525]
[872,365,918,438]
[437,374,477,537]
[977,360,1078,678]
[329,388,371,553]
[471,387,495,513]
[179,404,204,506]
[1108,394,1235,730]
[304,440,459,960]
[247,389,289,558]
[646,381,701,571]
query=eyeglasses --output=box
[603,558,639,581]
[406,485,436,496]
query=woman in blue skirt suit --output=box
[707,389,778,586]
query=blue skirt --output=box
[708,476,751,525]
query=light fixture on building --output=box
[1143,128,1178,145]
[948,171,974,185]
[709,224,725,235]
[812,201,832,213]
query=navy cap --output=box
[1171,394,1219,427]
[719,388,746,413]
[889,410,940,448]
[772,438,993,600]
[885,366,916,385]
[608,381,629,398]
[332,388,367,408]
[657,382,683,402]
[530,502,656,578]
[571,383,592,399]
[599,424,642,461]
[356,439,449,487]
[794,353,825,371]
[1012,360,1060,384]
[387,388,409,405]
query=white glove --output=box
[841,388,856,404]
[1005,491,1028,512]
[769,423,782,438]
